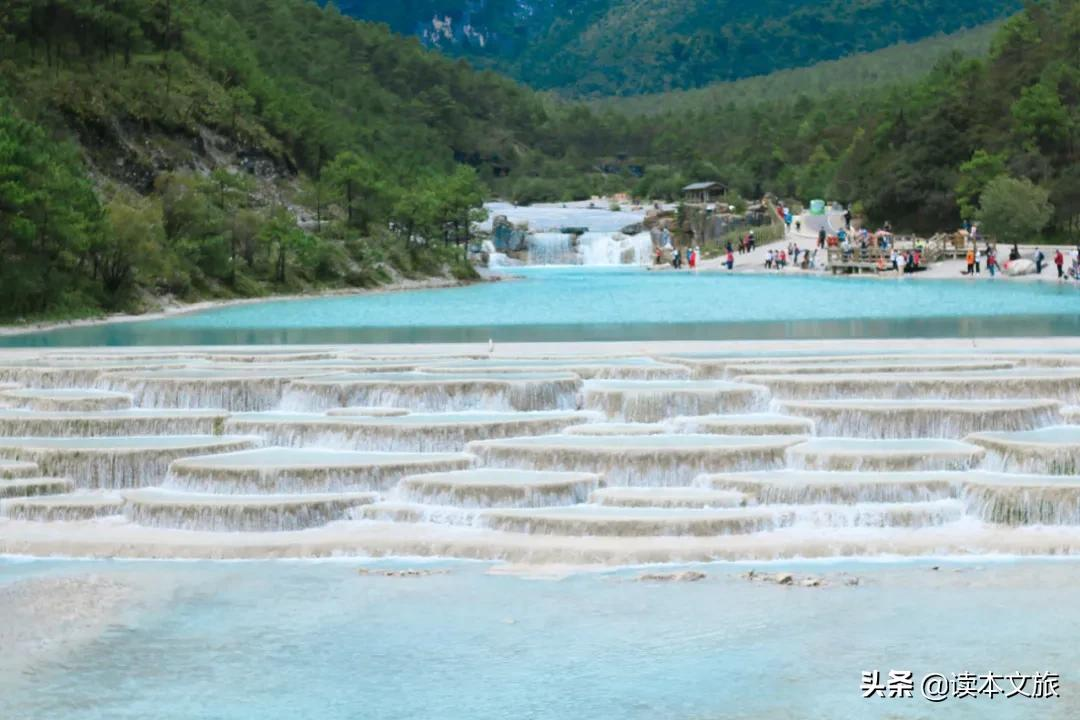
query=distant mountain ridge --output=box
[325,0,1021,96]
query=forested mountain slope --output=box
[0,0,1075,324]
[0,0,544,319]
[328,0,1020,95]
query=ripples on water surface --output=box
[5,268,1080,346]
[1,558,1077,719]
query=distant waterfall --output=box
[578,232,654,266]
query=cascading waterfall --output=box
[1,493,124,521]
[583,380,771,423]
[0,436,259,489]
[702,471,961,505]
[962,475,1080,525]
[527,233,576,265]
[279,373,584,413]
[0,477,73,499]
[97,373,313,412]
[0,410,229,438]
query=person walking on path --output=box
[1056,249,1065,279]
[1034,248,1045,274]
[725,249,734,270]
[966,247,975,275]
[987,250,998,277]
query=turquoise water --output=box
[2,558,1076,719]
[4,268,1080,346]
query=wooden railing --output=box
[825,233,958,274]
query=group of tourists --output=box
[664,244,737,271]
[669,246,704,272]
[764,243,817,271]
[734,231,757,254]
[884,248,923,274]
[963,245,1000,276]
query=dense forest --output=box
[0,0,1077,322]
[329,0,1021,96]
[0,0,541,320]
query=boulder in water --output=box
[356,568,449,578]
[1006,258,1036,276]
[637,570,707,582]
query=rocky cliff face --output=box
[328,0,560,56]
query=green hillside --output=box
[598,25,1000,115]
[329,0,1020,96]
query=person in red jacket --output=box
[1055,249,1065,279]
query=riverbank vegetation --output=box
[0,0,1076,320]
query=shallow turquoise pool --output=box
[2,558,1076,719]
[5,268,1080,346]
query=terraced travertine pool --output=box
[4,340,1080,718]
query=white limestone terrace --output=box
[0,435,259,489]
[396,469,601,508]
[774,399,1062,439]
[325,406,409,417]
[786,438,985,472]
[734,368,1080,403]
[670,413,814,436]
[966,426,1080,475]
[562,422,669,436]
[657,352,1026,379]
[224,410,595,452]
[7,338,1080,562]
[416,357,692,380]
[280,371,583,412]
[97,367,336,411]
[583,379,770,422]
[0,388,133,412]
[165,447,473,494]
[0,458,42,479]
[0,477,73,499]
[467,434,806,486]
[122,488,378,532]
[0,408,229,437]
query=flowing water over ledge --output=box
[5,268,1080,346]
[7,343,1080,561]
[2,558,1080,720]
